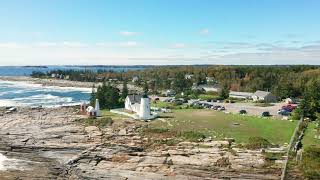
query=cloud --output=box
[0,42,25,49]
[1,40,320,65]
[200,28,209,35]
[119,31,139,36]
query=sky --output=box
[0,0,320,66]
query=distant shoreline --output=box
[0,76,142,92]
[0,76,96,89]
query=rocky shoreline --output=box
[0,106,286,179]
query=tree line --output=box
[32,65,319,98]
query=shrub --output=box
[245,137,272,149]
[83,117,113,128]
[198,94,219,101]
[144,127,170,133]
[178,131,206,142]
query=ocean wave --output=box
[0,80,90,107]
[0,93,89,108]
[0,80,92,93]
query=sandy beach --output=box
[0,76,97,88]
[0,76,142,93]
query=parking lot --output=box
[211,102,285,117]
[160,97,288,118]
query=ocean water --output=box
[0,81,91,107]
[0,66,145,76]
[0,65,145,107]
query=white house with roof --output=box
[125,94,155,120]
[251,91,277,103]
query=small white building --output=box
[132,76,139,83]
[86,106,96,116]
[252,91,277,103]
[185,74,194,80]
[125,94,153,120]
[84,99,101,117]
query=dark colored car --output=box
[212,105,221,110]
[262,111,270,117]
[281,104,297,112]
[278,109,291,116]
[239,110,247,114]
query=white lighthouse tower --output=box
[138,94,151,120]
[95,99,101,117]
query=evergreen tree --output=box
[122,80,128,99]
[90,84,96,106]
[143,81,149,94]
[219,83,230,99]
[91,82,121,110]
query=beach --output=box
[0,76,142,93]
[0,76,97,88]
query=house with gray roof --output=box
[229,91,253,99]
[251,91,277,103]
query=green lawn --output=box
[198,94,219,101]
[150,109,296,145]
[302,122,320,148]
[300,122,320,179]
[151,101,185,109]
[100,109,129,119]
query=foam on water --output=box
[0,80,90,107]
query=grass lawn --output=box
[149,109,296,145]
[300,122,320,179]
[151,101,185,109]
[302,122,320,148]
[100,109,130,120]
[198,94,219,101]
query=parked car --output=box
[218,106,225,111]
[261,111,270,117]
[281,104,297,112]
[278,109,291,116]
[239,110,247,114]
[212,105,221,110]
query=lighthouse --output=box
[95,99,101,117]
[138,94,151,119]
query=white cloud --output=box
[119,31,139,36]
[0,42,25,49]
[0,40,320,65]
[200,28,209,35]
